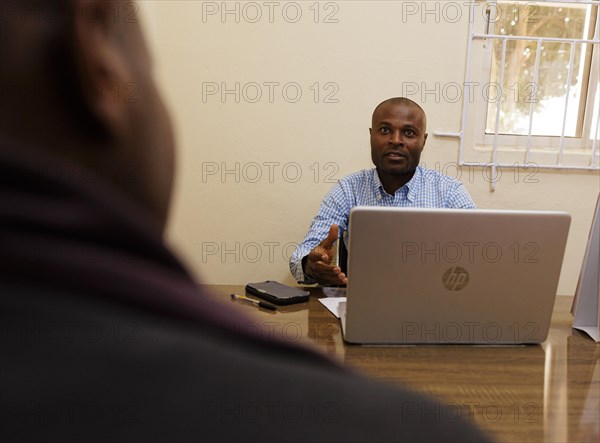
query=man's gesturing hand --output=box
[303,224,348,286]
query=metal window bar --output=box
[526,40,544,163]
[593,109,600,165]
[433,0,600,191]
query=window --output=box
[485,1,598,139]
[455,0,599,176]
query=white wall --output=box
[140,1,599,294]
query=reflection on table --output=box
[203,285,600,443]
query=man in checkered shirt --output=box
[290,97,476,286]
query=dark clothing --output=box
[0,137,492,442]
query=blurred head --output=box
[0,0,175,230]
[369,97,427,180]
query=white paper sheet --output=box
[318,297,347,319]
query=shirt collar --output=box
[372,166,423,201]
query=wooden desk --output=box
[202,285,599,443]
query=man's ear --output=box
[369,128,372,135]
[71,0,133,141]
[423,132,428,147]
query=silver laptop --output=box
[340,207,571,344]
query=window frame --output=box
[471,0,600,155]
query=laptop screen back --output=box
[344,207,571,344]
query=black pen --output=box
[231,293,277,311]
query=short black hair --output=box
[372,97,426,124]
[371,97,427,131]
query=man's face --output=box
[369,102,427,177]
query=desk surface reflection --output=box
[203,285,599,443]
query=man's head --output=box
[369,97,428,184]
[0,0,175,230]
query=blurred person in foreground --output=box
[0,1,491,442]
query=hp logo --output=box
[442,267,469,291]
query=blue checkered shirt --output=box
[289,166,476,282]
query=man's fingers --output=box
[314,261,342,275]
[313,262,347,286]
[306,225,342,281]
[307,248,330,263]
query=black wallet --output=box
[245,281,310,305]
